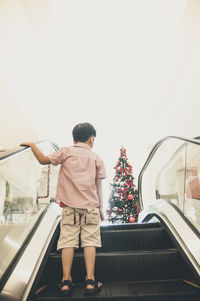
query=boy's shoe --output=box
[59,280,73,296]
[85,279,102,296]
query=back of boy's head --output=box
[72,123,96,143]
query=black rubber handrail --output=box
[0,140,59,161]
[138,136,200,210]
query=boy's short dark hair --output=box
[72,123,96,142]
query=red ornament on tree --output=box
[128,194,133,200]
[129,216,135,223]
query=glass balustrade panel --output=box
[142,139,186,209]
[184,144,200,232]
[141,138,200,234]
[0,142,59,279]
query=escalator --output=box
[30,222,200,300]
[0,137,200,300]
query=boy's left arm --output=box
[20,142,51,165]
[96,178,105,221]
[96,155,106,221]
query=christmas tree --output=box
[106,146,140,224]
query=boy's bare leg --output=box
[61,247,74,290]
[84,246,96,289]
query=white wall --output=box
[0,0,200,193]
[0,78,37,149]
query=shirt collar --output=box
[74,142,91,150]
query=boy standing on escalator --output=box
[20,122,106,296]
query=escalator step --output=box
[100,222,161,231]
[35,280,200,301]
[51,226,173,253]
[99,228,174,252]
[43,249,190,284]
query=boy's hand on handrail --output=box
[20,142,33,147]
[20,142,51,165]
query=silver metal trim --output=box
[0,203,62,301]
[139,200,200,277]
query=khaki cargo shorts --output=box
[57,207,101,249]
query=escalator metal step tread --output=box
[100,223,161,231]
[51,224,166,252]
[50,249,179,259]
[35,280,200,301]
[43,249,190,283]
[52,228,173,253]
[100,228,173,251]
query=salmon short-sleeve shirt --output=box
[48,142,106,208]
